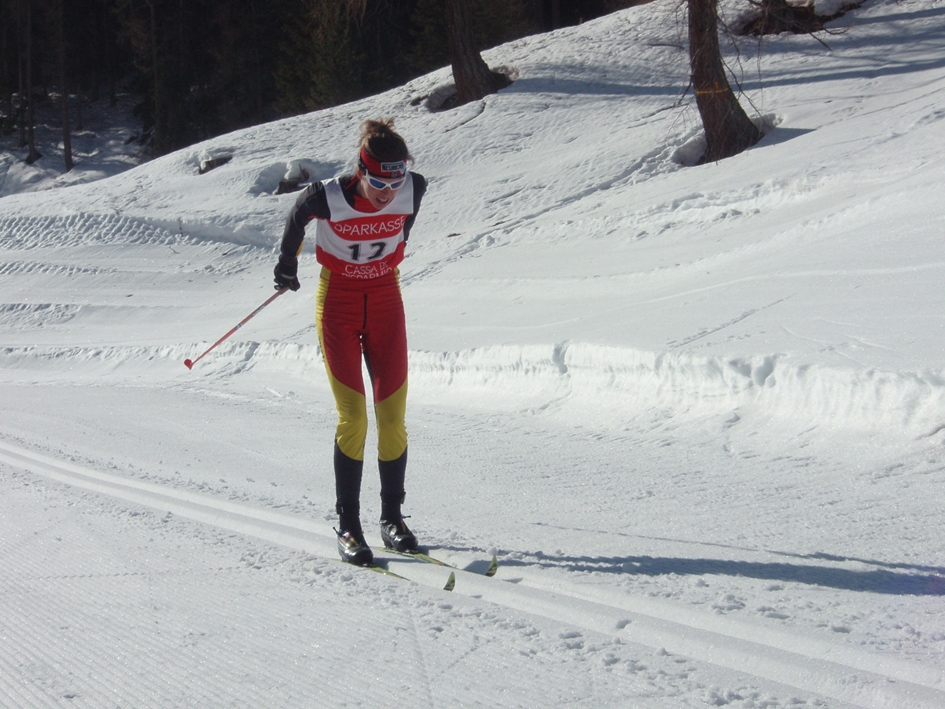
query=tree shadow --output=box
[493,552,945,595]
[754,125,816,148]
[845,4,945,27]
[437,536,945,596]
[501,6,945,98]
[737,5,945,89]
[504,75,682,99]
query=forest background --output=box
[0,0,638,163]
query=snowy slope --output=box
[2,0,945,706]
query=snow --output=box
[0,92,143,198]
[2,0,945,706]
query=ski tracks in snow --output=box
[2,439,943,709]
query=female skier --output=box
[274,118,427,566]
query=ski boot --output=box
[336,528,374,566]
[380,517,418,553]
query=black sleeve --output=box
[403,172,427,242]
[279,181,331,265]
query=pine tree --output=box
[56,0,72,170]
[275,0,363,115]
[24,0,41,164]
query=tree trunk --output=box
[249,0,265,122]
[444,0,502,106]
[9,0,27,146]
[147,0,164,152]
[538,0,563,30]
[24,0,41,164]
[688,0,761,162]
[103,0,116,107]
[58,0,74,172]
[18,0,26,148]
[1,2,11,128]
[76,79,84,131]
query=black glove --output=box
[273,256,300,291]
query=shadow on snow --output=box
[441,533,945,595]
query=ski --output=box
[346,554,455,591]
[333,556,409,580]
[375,547,499,578]
[372,563,455,591]
[484,555,499,578]
[366,564,408,580]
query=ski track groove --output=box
[5,576,165,707]
[0,643,53,708]
[404,603,437,709]
[0,214,179,250]
[2,439,944,708]
[0,484,334,706]
[0,261,117,278]
[3,597,120,708]
[0,213,271,253]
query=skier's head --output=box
[358,118,412,177]
[356,118,412,209]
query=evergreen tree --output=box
[0,0,635,156]
[56,0,72,170]
[275,0,363,115]
[24,0,41,163]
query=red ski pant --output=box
[316,267,408,463]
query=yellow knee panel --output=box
[375,380,408,462]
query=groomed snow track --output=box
[2,439,942,709]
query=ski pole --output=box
[184,288,288,370]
